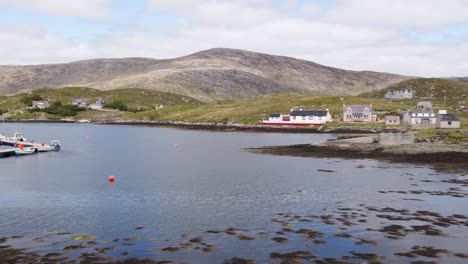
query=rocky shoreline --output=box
[98,120,408,134]
[248,136,468,165]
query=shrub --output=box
[21,94,43,106]
[105,100,128,111]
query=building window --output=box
[448,121,452,125]
[302,116,306,120]
[293,116,296,120]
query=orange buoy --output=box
[41,142,45,146]
[19,144,24,150]
[108,175,115,182]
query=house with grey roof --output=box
[437,114,461,129]
[263,109,332,126]
[72,98,87,107]
[342,104,376,122]
[32,100,49,109]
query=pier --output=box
[0,133,60,158]
[0,148,19,158]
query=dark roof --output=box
[439,114,460,121]
[344,105,373,114]
[290,110,328,117]
[269,113,281,117]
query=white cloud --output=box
[1,0,468,77]
[326,0,468,29]
[0,25,88,64]
[0,0,111,19]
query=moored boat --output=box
[15,147,38,156]
[50,140,61,151]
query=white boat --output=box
[15,147,37,156]
[37,145,55,152]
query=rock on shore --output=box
[249,136,468,164]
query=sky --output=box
[0,0,468,77]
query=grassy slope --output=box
[0,87,202,117]
[1,87,466,131]
[360,78,468,99]
[128,93,466,126]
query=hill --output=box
[448,77,468,83]
[360,78,468,100]
[0,48,411,101]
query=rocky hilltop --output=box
[0,48,412,101]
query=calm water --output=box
[0,123,467,263]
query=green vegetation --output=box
[105,100,128,111]
[29,101,86,117]
[361,78,468,100]
[21,94,43,106]
[1,86,466,145]
[0,87,202,120]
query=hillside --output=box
[0,87,202,114]
[0,48,411,101]
[448,77,468,83]
[360,78,468,100]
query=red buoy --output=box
[108,175,115,182]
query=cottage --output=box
[343,104,376,122]
[416,101,433,111]
[32,100,49,109]
[437,114,461,129]
[263,109,332,126]
[402,109,436,127]
[72,98,87,107]
[385,89,414,100]
[385,116,400,125]
[89,98,104,110]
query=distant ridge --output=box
[0,48,413,101]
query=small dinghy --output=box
[15,147,37,156]
[50,140,61,151]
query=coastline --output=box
[99,120,404,134]
[3,119,398,133]
[248,137,468,165]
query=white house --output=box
[343,104,376,122]
[32,100,49,109]
[89,98,105,110]
[72,98,87,107]
[263,109,332,126]
[402,110,436,127]
[385,89,414,100]
[437,114,461,129]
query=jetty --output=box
[0,148,19,158]
[0,132,61,158]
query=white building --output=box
[72,98,87,107]
[343,104,376,122]
[89,98,105,110]
[385,116,401,125]
[385,89,414,99]
[263,109,332,126]
[402,110,436,127]
[437,114,461,129]
[32,101,49,109]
